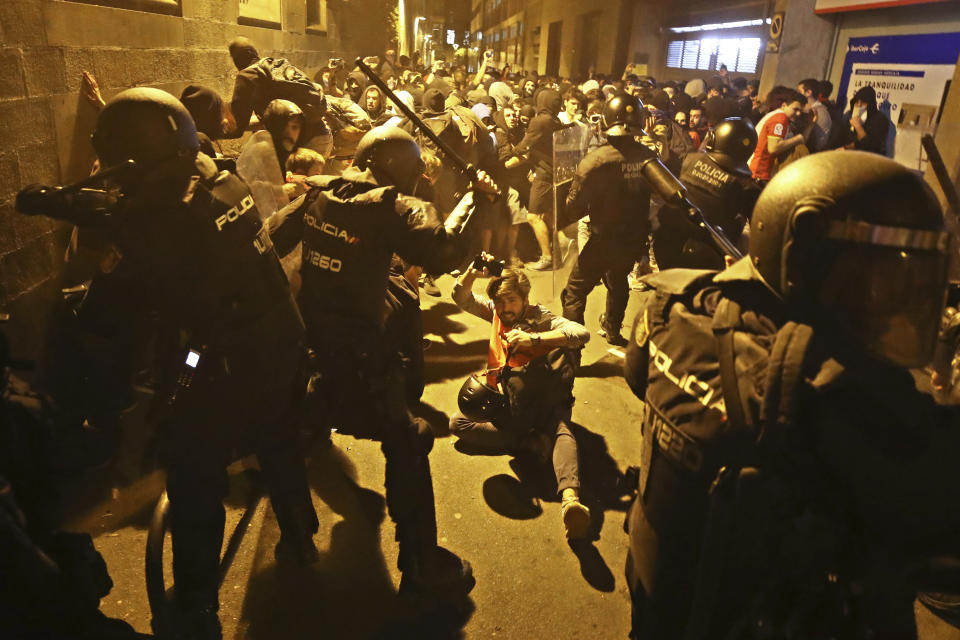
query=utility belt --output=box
[637,404,717,536]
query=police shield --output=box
[236,130,303,290]
[552,125,590,290]
[236,130,289,220]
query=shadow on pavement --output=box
[568,422,632,512]
[456,420,627,593]
[421,302,470,338]
[570,539,616,592]
[239,443,475,640]
[412,400,452,438]
[423,338,488,385]
[577,355,626,379]
[481,474,543,519]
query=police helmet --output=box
[457,373,508,423]
[750,150,950,367]
[601,94,647,138]
[92,88,199,172]
[703,117,757,177]
[354,126,424,194]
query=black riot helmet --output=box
[703,117,757,176]
[750,150,950,368]
[601,93,647,138]
[457,373,508,423]
[354,126,425,195]
[262,99,305,151]
[92,87,199,174]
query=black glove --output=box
[16,183,66,217]
[16,184,118,227]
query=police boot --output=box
[396,520,475,602]
[164,606,222,640]
[272,502,320,566]
[598,313,628,347]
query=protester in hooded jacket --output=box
[843,85,891,156]
[489,82,515,111]
[361,85,392,126]
[180,85,229,141]
[512,89,566,271]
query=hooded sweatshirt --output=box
[846,85,889,155]
[514,89,564,181]
[361,85,390,125]
[489,82,515,110]
[180,85,225,139]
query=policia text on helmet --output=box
[749,150,950,368]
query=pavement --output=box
[58,255,960,639]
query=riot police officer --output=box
[16,88,319,640]
[623,150,960,639]
[560,93,656,346]
[269,126,496,602]
[653,117,761,270]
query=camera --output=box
[485,50,494,59]
[328,57,344,69]
[473,255,505,276]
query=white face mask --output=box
[860,109,869,123]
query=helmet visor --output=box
[818,243,948,368]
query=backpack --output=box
[254,57,322,110]
[630,268,821,639]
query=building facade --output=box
[0,0,353,359]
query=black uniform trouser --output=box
[164,342,318,612]
[304,333,437,572]
[561,232,640,330]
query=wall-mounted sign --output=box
[766,12,784,53]
[239,0,281,28]
[815,0,948,14]
[838,32,960,169]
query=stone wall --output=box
[0,0,348,362]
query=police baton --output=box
[922,134,960,221]
[639,156,744,261]
[352,57,500,196]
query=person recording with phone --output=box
[449,258,593,541]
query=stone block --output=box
[93,48,134,90]
[0,154,21,202]
[152,49,191,85]
[23,47,67,98]
[11,205,52,247]
[2,234,61,302]
[49,92,98,185]
[17,142,61,188]
[0,49,27,101]
[45,0,184,49]
[63,48,101,94]
[183,17,234,48]
[182,0,236,22]
[0,98,55,149]
[0,0,46,47]
[0,200,20,256]
[194,49,232,83]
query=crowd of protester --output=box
[1,33,914,640]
